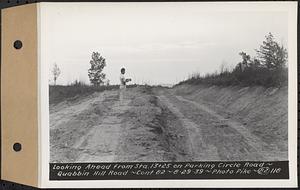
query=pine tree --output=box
[255,33,287,69]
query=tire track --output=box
[175,95,287,160]
[176,95,264,153]
[157,95,220,161]
[75,92,131,162]
[155,89,265,161]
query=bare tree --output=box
[52,63,61,85]
[219,60,229,74]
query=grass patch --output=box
[49,82,139,105]
[49,85,118,105]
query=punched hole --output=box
[13,40,23,49]
[13,143,22,152]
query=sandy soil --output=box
[50,85,287,163]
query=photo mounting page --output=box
[39,2,298,188]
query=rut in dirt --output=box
[154,88,287,161]
[113,86,193,162]
[50,87,193,163]
[50,86,285,163]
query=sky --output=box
[41,2,289,86]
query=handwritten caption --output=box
[50,161,288,180]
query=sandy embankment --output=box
[172,84,288,160]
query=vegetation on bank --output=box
[49,84,117,105]
[49,80,138,105]
[177,33,288,87]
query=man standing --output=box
[119,68,131,104]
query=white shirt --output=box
[120,73,126,89]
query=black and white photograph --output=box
[40,2,297,186]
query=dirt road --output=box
[50,86,287,163]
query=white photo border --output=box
[39,2,298,188]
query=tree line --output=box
[52,32,287,88]
[179,33,288,87]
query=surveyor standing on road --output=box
[119,68,131,103]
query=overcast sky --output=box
[41,2,289,85]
